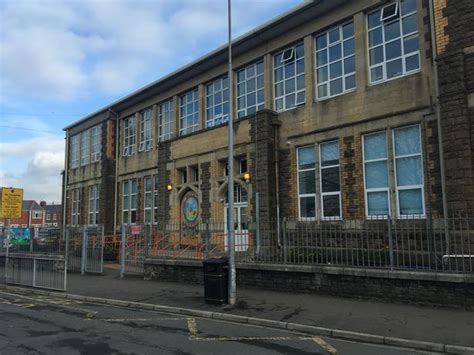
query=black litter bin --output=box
[203,257,228,304]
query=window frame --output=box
[71,188,81,226]
[315,20,356,101]
[139,109,153,152]
[91,125,102,163]
[159,100,173,142]
[392,124,425,218]
[319,140,342,220]
[362,131,391,219]
[236,60,265,118]
[179,89,199,136]
[88,185,99,225]
[123,116,136,156]
[367,0,421,84]
[80,130,90,166]
[144,176,154,224]
[122,179,137,224]
[70,135,80,169]
[206,76,229,127]
[273,42,305,112]
[297,145,317,221]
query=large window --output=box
[144,176,158,224]
[297,146,316,219]
[159,100,173,142]
[206,77,229,127]
[122,179,137,224]
[320,141,341,219]
[88,185,99,225]
[91,125,102,163]
[180,89,199,135]
[367,0,420,83]
[139,109,153,152]
[393,125,424,216]
[315,21,355,99]
[123,116,136,156]
[80,130,90,166]
[274,42,305,112]
[363,132,390,217]
[70,135,80,169]
[71,188,81,226]
[237,61,265,118]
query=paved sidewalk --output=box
[67,264,474,348]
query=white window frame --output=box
[139,109,153,152]
[70,135,80,169]
[91,125,102,163]
[237,60,265,118]
[80,130,90,166]
[179,89,199,136]
[71,188,81,226]
[367,0,420,84]
[273,42,305,112]
[123,116,136,156]
[88,185,99,225]
[319,141,342,220]
[393,124,425,218]
[122,179,137,224]
[159,100,173,142]
[144,176,154,224]
[297,145,317,221]
[362,131,391,219]
[206,76,229,127]
[315,21,356,100]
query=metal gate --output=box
[1,227,67,291]
[120,224,147,276]
[67,226,104,274]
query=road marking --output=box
[312,336,338,355]
[101,317,185,322]
[193,335,315,341]
[187,318,198,338]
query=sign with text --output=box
[0,188,24,219]
[130,225,141,235]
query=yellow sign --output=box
[0,187,24,219]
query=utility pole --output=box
[227,0,236,306]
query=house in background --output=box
[43,203,62,228]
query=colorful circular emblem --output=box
[183,195,199,223]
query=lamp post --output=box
[226,0,236,306]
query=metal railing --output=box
[130,215,474,274]
[66,226,104,274]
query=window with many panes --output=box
[393,125,424,217]
[237,61,265,118]
[88,185,99,225]
[71,188,81,226]
[320,141,341,219]
[180,89,199,135]
[70,135,80,169]
[91,125,102,163]
[206,77,229,127]
[363,132,390,217]
[274,43,305,112]
[144,176,155,224]
[367,0,420,83]
[159,100,173,141]
[122,179,137,224]
[297,145,316,219]
[80,130,90,166]
[315,21,355,99]
[139,109,153,152]
[123,117,136,156]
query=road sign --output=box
[0,187,24,219]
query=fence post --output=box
[5,225,10,284]
[31,227,37,252]
[64,227,69,290]
[120,224,126,278]
[204,220,210,259]
[255,192,261,258]
[387,216,394,271]
[81,226,87,275]
[32,258,37,287]
[282,219,288,264]
[144,224,151,259]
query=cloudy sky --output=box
[0,0,303,204]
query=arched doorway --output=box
[224,183,249,252]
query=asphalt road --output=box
[0,289,440,355]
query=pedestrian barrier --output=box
[66,226,104,274]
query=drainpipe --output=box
[274,121,282,248]
[62,130,69,239]
[428,0,450,252]
[108,108,120,234]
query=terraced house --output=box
[63,0,474,236]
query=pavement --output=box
[0,288,444,355]
[62,264,474,350]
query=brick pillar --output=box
[249,110,281,223]
[200,162,211,221]
[157,141,171,225]
[341,135,364,219]
[100,120,116,234]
